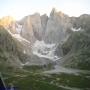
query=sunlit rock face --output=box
[44,8,72,44]
[20,15,35,43]
[20,13,47,43]
[0,16,18,34]
[29,13,43,40]
[0,16,15,27]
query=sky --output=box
[0,0,90,20]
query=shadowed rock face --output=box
[71,14,90,31]
[41,14,48,39]
[44,8,72,43]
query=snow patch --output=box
[21,61,30,66]
[7,29,30,43]
[71,27,81,31]
[23,50,26,54]
[16,24,22,34]
[32,40,60,61]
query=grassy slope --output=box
[62,30,90,70]
[4,70,90,90]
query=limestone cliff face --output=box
[20,13,47,43]
[19,9,71,44]
[41,14,48,39]
[44,8,72,43]
[0,26,22,68]
[20,15,35,43]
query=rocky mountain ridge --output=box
[0,8,90,70]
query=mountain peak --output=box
[50,8,57,16]
[50,8,67,18]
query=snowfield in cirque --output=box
[32,40,60,61]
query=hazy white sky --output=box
[0,0,90,20]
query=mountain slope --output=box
[0,9,90,90]
[61,29,90,70]
[0,26,32,72]
[1,9,90,70]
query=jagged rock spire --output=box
[50,8,57,16]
